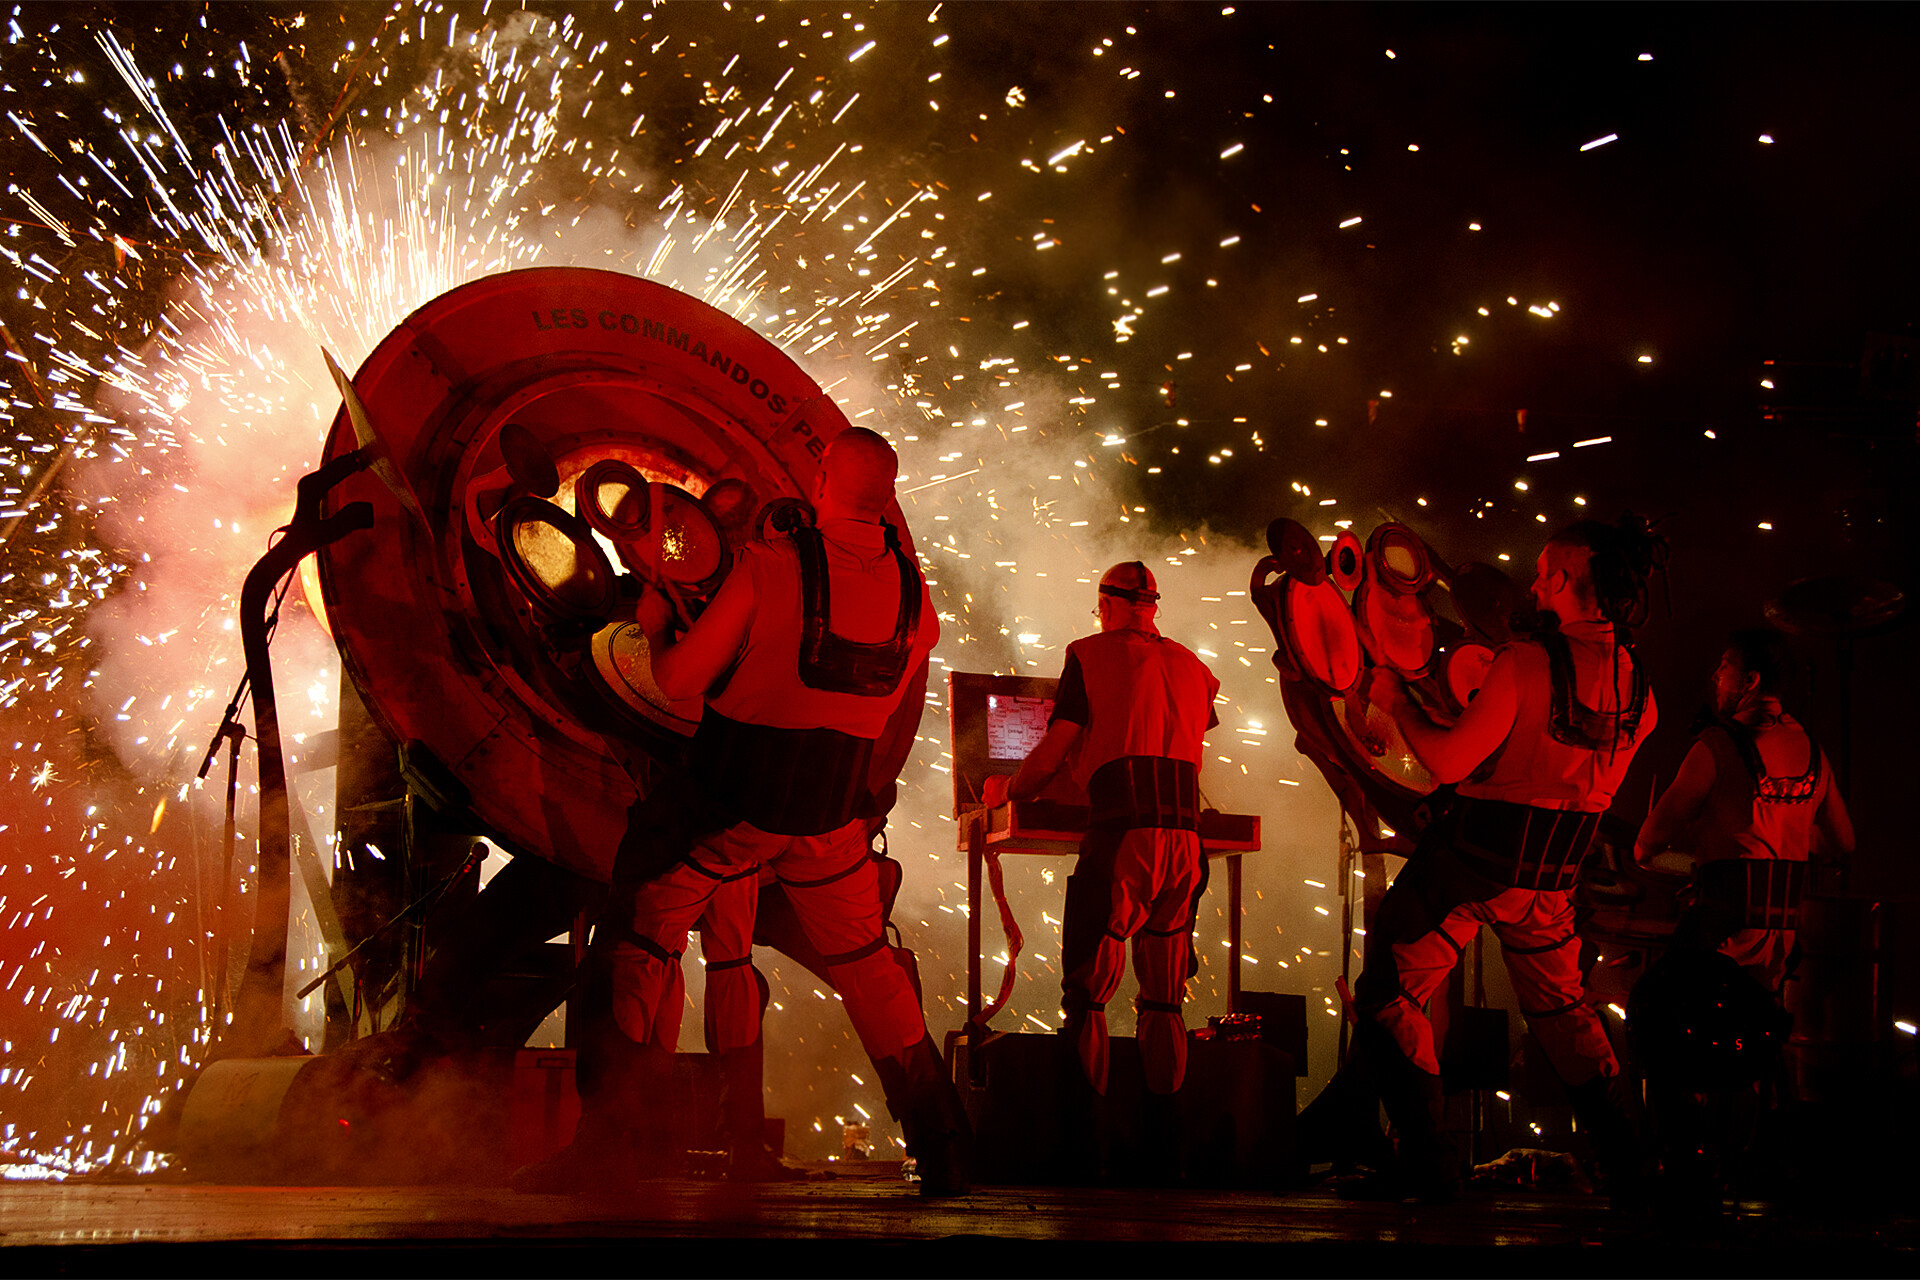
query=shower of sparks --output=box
[0,2,1815,1174]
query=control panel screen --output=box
[986,693,1053,761]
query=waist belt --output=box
[1449,797,1601,891]
[1695,857,1807,931]
[691,708,875,837]
[1087,755,1199,831]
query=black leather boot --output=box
[1341,1019,1459,1203]
[510,940,673,1195]
[1053,1025,1107,1184]
[510,1021,671,1194]
[876,1034,972,1197]
[1297,1054,1395,1173]
[1566,1073,1650,1212]
[1140,1086,1185,1187]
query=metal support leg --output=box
[966,812,984,1081]
[1228,853,1244,1013]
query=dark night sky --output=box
[882,5,1920,873]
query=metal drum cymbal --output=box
[1765,575,1906,636]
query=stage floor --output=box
[3,1163,1915,1275]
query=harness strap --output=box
[608,924,683,964]
[1520,997,1583,1019]
[1504,933,1576,956]
[1540,629,1647,749]
[818,935,890,968]
[1696,856,1808,930]
[691,708,875,836]
[1451,798,1602,891]
[678,856,741,883]
[793,521,922,696]
[1715,720,1823,804]
[778,854,871,890]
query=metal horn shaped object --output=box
[322,346,425,525]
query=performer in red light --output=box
[1634,627,1853,991]
[577,427,967,1196]
[1352,517,1661,1203]
[989,563,1219,1120]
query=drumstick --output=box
[322,348,424,524]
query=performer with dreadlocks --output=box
[1350,517,1662,1203]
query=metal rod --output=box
[216,450,374,1057]
[213,725,243,1020]
[1337,815,1356,1063]
[967,812,983,1077]
[1227,854,1244,1013]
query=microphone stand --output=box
[193,706,249,1022]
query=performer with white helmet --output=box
[990,561,1220,1106]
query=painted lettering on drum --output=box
[787,413,828,460]
[531,306,814,438]
[597,309,644,335]
[529,307,591,330]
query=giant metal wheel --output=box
[316,268,910,881]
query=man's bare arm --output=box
[988,719,1082,804]
[1812,765,1856,859]
[1368,646,1521,784]
[639,566,755,702]
[1634,740,1715,864]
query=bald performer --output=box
[989,562,1220,1100]
[598,427,969,1195]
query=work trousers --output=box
[1060,826,1207,1095]
[611,818,927,1065]
[1355,844,1616,1086]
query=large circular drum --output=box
[1255,524,1528,841]
[315,268,907,881]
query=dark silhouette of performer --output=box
[1635,627,1853,991]
[990,562,1220,1098]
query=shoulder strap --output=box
[1543,630,1649,750]
[793,522,923,696]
